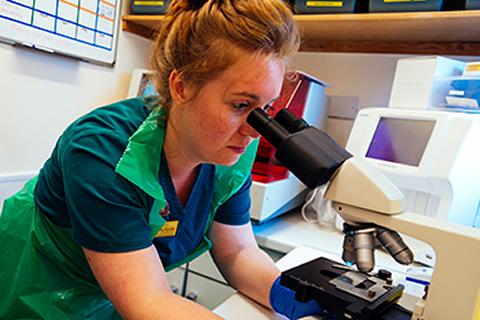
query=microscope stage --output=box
[280,257,410,320]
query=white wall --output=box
[0,2,151,176]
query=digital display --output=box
[366,117,436,167]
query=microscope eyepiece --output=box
[247,108,289,147]
[247,107,352,190]
[273,109,309,133]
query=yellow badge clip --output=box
[156,220,179,238]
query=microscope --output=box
[247,108,480,320]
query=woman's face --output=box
[171,53,285,166]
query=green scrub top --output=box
[34,97,253,263]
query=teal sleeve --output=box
[61,131,153,252]
[34,99,155,253]
[214,175,252,225]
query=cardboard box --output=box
[388,56,465,110]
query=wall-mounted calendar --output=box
[0,0,121,66]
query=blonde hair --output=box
[149,0,300,110]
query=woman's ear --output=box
[169,70,189,104]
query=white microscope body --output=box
[324,157,480,320]
[346,107,480,229]
[246,106,479,319]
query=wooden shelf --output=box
[122,11,480,55]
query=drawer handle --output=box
[186,292,198,302]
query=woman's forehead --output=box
[214,55,285,97]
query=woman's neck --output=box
[163,120,200,206]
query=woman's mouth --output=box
[229,146,247,154]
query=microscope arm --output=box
[324,157,480,320]
[323,157,404,215]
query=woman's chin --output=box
[214,154,242,167]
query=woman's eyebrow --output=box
[231,92,260,101]
[231,93,280,104]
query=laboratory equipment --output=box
[281,256,409,319]
[346,107,480,229]
[436,75,480,111]
[369,0,464,12]
[434,61,480,111]
[247,108,350,191]
[127,69,156,98]
[130,0,170,14]
[247,108,480,320]
[293,0,368,14]
[323,158,480,320]
[249,71,328,223]
[388,56,465,110]
[466,0,480,9]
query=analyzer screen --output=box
[365,117,436,167]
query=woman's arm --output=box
[208,221,280,309]
[83,245,222,319]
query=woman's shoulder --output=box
[70,97,153,136]
[58,97,157,146]
[55,97,156,164]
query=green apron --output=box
[0,107,258,319]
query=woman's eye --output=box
[232,102,250,110]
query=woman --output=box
[0,0,327,319]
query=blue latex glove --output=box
[270,276,330,320]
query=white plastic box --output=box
[388,56,465,110]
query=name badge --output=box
[156,220,179,237]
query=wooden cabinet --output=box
[122,11,480,55]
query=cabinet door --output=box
[185,272,237,310]
[189,252,227,284]
[260,246,285,262]
[166,266,185,295]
